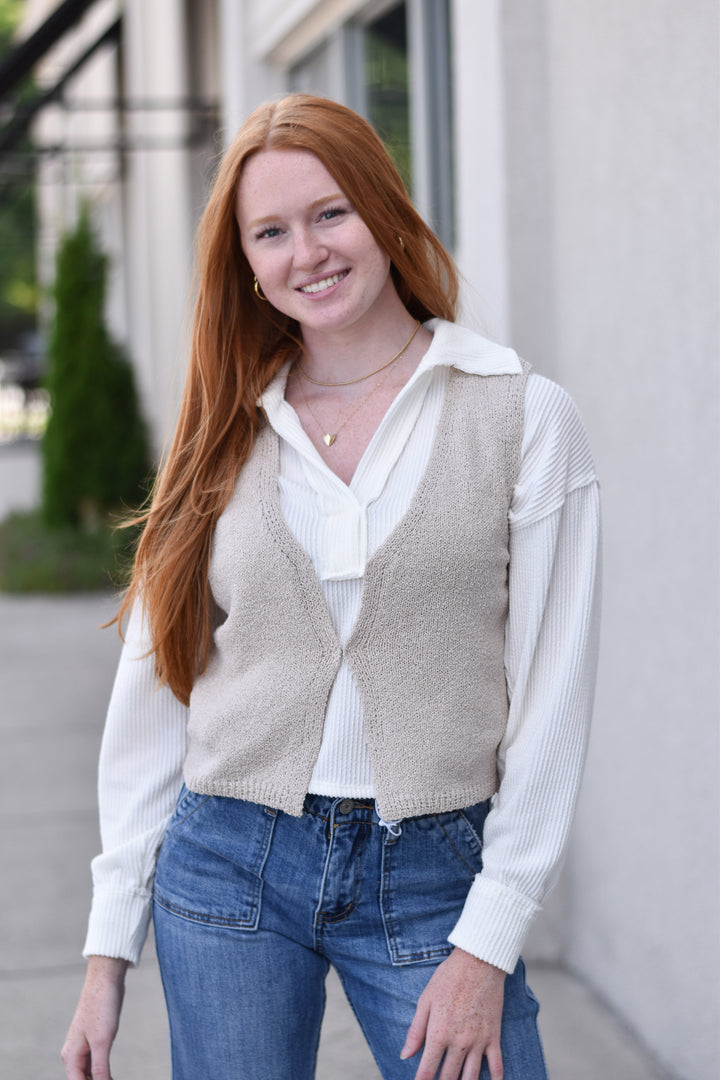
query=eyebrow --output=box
[245,193,347,231]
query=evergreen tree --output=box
[42,210,149,528]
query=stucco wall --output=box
[120,0,196,451]
[501,3,719,1077]
[452,0,510,342]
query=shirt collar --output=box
[417,318,523,376]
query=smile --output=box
[298,271,349,294]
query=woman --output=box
[62,94,600,1080]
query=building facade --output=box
[15,2,720,1078]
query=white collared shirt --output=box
[84,320,601,973]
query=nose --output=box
[292,226,329,270]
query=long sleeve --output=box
[448,377,601,972]
[82,603,188,964]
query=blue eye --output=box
[257,225,281,239]
[320,207,346,222]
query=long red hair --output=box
[121,94,459,704]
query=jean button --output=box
[337,799,354,815]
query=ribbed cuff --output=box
[447,875,541,973]
[82,889,153,966]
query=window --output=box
[358,0,454,246]
[289,40,334,97]
[410,0,454,248]
[289,0,454,247]
[364,4,411,192]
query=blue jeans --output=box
[152,790,548,1080]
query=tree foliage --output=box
[0,0,24,41]
[41,210,150,528]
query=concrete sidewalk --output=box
[0,444,668,1079]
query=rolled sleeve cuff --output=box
[82,888,153,966]
[447,875,541,974]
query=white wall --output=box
[501,3,719,1077]
[120,0,195,452]
[452,0,510,342]
[219,0,284,142]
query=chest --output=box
[284,374,410,487]
[209,368,526,618]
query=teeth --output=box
[300,272,347,294]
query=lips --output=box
[298,270,349,294]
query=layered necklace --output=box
[295,321,420,447]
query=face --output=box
[236,149,395,339]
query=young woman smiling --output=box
[62,95,600,1080]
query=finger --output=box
[485,1040,504,1080]
[62,1039,113,1080]
[413,1040,446,1080]
[87,1050,114,1080]
[61,1057,95,1080]
[460,1047,486,1080]
[61,1037,91,1080]
[437,1046,469,1080]
[62,1060,88,1080]
[401,995,431,1060]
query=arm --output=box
[448,481,602,970]
[404,377,601,1079]
[63,603,188,1078]
[84,602,188,962]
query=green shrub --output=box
[41,209,150,529]
[0,509,138,592]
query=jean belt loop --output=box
[375,801,402,839]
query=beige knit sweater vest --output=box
[185,364,530,819]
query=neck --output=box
[300,299,421,385]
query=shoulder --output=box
[511,373,599,526]
[524,373,588,444]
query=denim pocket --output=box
[164,784,209,829]
[380,800,490,965]
[153,790,277,929]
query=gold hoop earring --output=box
[253,275,267,301]
[396,235,404,251]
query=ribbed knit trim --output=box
[447,875,541,974]
[83,888,152,966]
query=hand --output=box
[61,955,129,1079]
[401,948,506,1080]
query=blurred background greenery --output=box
[0,0,38,357]
[0,1,150,591]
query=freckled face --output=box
[236,149,395,338]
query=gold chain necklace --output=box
[296,321,420,387]
[294,328,418,447]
